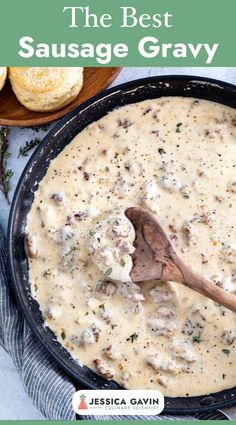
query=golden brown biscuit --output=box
[0,67,7,91]
[9,67,84,112]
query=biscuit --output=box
[9,67,84,112]
[0,67,7,91]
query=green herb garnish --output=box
[183,194,190,199]
[85,312,89,316]
[111,324,118,330]
[89,229,96,237]
[21,125,49,133]
[176,123,183,133]
[222,349,230,355]
[158,148,166,155]
[0,127,13,204]
[120,258,126,268]
[3,168,13,195]
[193,334,201,343]
[99,304,105,310]
[105,166,110,172]
[105,267,113,276]
[18,138,41,157]
[61,330,66,340]
[127,333,138,343]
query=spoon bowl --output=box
[126,207,236,313]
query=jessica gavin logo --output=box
[74,390,164,415]
[78,394,160,408]
[78,394,88,410]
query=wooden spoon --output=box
[125,207,236,313]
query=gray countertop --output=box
[0,67,235,419]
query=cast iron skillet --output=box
[8,75,236,415]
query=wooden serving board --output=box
[0,67,121,127]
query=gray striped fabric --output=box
[0,225,227,420]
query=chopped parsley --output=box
[61,330,66,340]
[176,122,183,133]
[111,324,118,330]
[105,166,110,172]
[105,267,113,276]
[99,304,105,310]
[127,333,138,343]
[89,229,96,237]
[193,334,201,343]
[222,349,230,355]
[120,258,126,268]
[158,148,166,155]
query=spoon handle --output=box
[173,253,236,313]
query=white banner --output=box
[73,389,164,416]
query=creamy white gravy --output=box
[26,97,236,397]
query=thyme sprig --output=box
[0,127,13,204]
[21,125,49,133]
[18,138,41,157]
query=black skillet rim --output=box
[8,74,236,415]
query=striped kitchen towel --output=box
[0,224,227,420]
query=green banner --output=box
[0,0,234,66]
[0,421,230,425]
